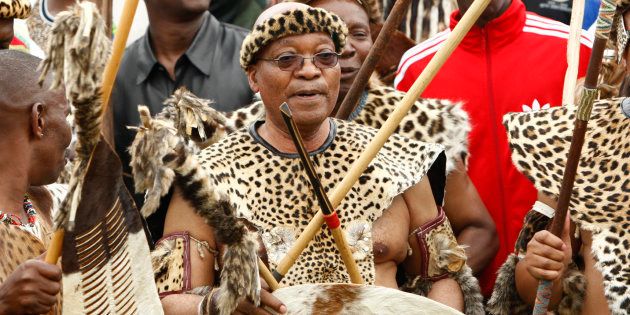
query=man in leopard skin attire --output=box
[154,2,483,314]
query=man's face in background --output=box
[0,18,14,49]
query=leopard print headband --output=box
[0,0,32,19]
[240,7,348,70]
[286,0,382,23]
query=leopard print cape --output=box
[221,79,469,173]
[503,98,630,313]
[197,118,445,286]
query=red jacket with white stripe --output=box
[395,0,591,295]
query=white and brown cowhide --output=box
[272,283,463,314]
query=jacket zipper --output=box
[482,29,510,246]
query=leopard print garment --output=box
[221,80,469,173]
[503,98,630,313]
[354,81,469,172]
[0,0,31,19]
[197,118,445,286]
[0,197,59,314]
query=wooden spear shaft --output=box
[532,0,616,313]
[333,0,412,119]
[279,104,363,284]
[273,0,492,278]
[562,0,585,106]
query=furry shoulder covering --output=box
[197,118,446,286]
[354,79,470,173]
[503,98,630,312]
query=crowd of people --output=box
[1,0,629,314]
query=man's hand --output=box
[522,230,570,281]
[0,257,62,315]
[234,278,286,315]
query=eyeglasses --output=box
[259,51,341,71]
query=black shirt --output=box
[113,12,253,242]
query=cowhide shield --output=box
[503,98,630,312]
[272,283,463,314]
[61,138,163,314]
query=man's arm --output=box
[161,188,286,315]
[514,195,571,309]
[443,159,498,274]
[402,177,464,311]
[161,187,217,315]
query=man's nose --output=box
[294,58,321,79]
[341,42,356,59]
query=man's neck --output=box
[0,164,29,219]
[147,12,206,78]
[258,118,332,154]
[46,0,76,16]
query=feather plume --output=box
[36,1,110,230]
[160,87,233,150]
[129,109,260,314]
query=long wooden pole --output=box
[279,104,363,284]
[45,0,140,265]
[333,0,412,119]
[562,0,585,106]
[273,0,492,278]
[532,0,616,313]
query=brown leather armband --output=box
[152,231,218,298]
[410,207,466,281]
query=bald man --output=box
[0,50,71,314]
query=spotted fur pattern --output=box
[0,0,31,19]
[190,80,470,173]
[354,81,469,172]
[197,118,445,285]
[240,7,348,69]
[287,0,382,23]
[503,99,630,313]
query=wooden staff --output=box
[272,0,492,280]
[562,0,585,106]
[279,103,363,284]
[45,0,140,265]
[532,0,617,313]
[332,0,412,119]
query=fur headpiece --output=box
[0,0,31,19]
[286,0,382,23]
[240,7,348,69]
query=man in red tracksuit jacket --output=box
[394,0,591,295]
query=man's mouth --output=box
[292,88,324,99]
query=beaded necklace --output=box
[0,195,39,235]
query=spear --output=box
[270,0,492,281]
[332,0,413,119]
[562,0,585,106]
[532,0,618,313]
[279,103,363,284]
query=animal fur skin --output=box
[36,1,110,230]
[129,107,260,314]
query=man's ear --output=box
[30,103,45,139]
[247,66,261,93]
